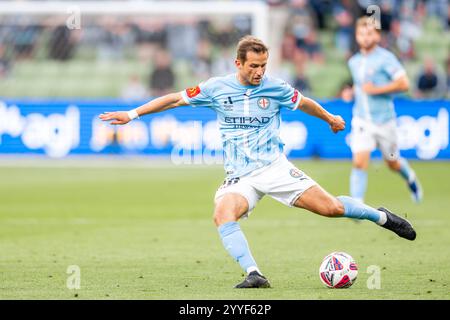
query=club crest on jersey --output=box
[257,97,271,110]
[186,86,201,98]
[289,168,304,178]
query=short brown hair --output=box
[356,16,381,33]
[236,35,269,63]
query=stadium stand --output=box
[0,0,448,98]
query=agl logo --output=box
[0,101,79,158]
[397,108,448,160]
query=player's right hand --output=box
[99,111,131,125]
[329,115,345,133]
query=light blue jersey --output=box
[181,73,302,178]
[348,46,406,124]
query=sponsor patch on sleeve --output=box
[186,86,201,98]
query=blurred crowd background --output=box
[0,0,449,99]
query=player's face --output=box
[356,26,378,51]
[236,51,268,86]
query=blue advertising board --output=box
[0,98,448,160]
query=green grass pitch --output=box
[0,160,449,299]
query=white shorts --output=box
[350,117,400,161]
[214,154,317,218]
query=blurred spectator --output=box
[287,0,324,63]
[266,0,289,5]
[132,20,168,62]
[395,0,424,60]
[149,49,175,97]
[0,59,8,78]
[387,19,416,60]
[0,45,11,78]
[309,0,333,29]
[448,4,450,30]
[121,75,148,100]
[424,0,449,29]
[231,15,253,39]
[211,46,236,77]
[288,0,315,48]
[292,60,311,96]
[280,33,298,62]
[133,21,167,48]
[208,19,242,50]
[333,0,355,57]
[415,57,446,98]
[445,56,450,98]
[303,30,324,63]
[48,25,76,61]
[97,21,135,61]
[13,24,41,59]
[338,80,354,102]
[168,22,199,61]
[378,0,395,32]
[192,38,212,80]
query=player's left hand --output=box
[362,82,380,95]
[329,115,345,133]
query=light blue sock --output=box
[398,158,415,183]
[337,196,386,225]
[350,168,368,202]
[218,221,259,274]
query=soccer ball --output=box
[319,252,358,288]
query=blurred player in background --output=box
[100,35,416,289]
[347,16,423,204]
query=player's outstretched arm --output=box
[362,74,410,95]
[99,92,188,125]
[298,96,345,133]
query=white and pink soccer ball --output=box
[319,252,358,288]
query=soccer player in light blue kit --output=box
[100,35,416,289]
[348,16,423,204]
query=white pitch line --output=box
[0,156,223,169]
